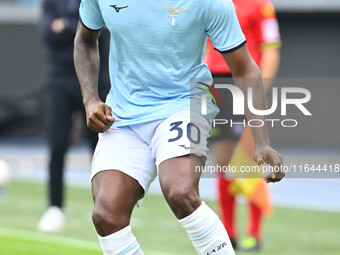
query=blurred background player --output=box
[204,0,281,251]
[37,0,110,232]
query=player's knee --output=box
[166,187,201,219]
[92,203,129,235]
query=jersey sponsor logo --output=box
[110,4,128,13]
[162,6,188,27]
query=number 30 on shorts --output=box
[168,121,201,145]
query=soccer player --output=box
[204,0,281,250]
[74,0,284,254]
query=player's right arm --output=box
[74,24,114,133]
[74,0,114,133]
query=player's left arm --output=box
[222,45,284,183]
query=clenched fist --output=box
[84,98,115,133]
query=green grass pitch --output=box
[0,181,339,255]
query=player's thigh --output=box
[91,128,154,234]
[153,111,210,207]
[158,154,204,196]
[92,170,143,215]
[158,154,204,218]
[91,126,156,205]
[152,111,211,168]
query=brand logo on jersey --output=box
[163,6,188,27]
[110,4,128,13]
[178,144,191,150]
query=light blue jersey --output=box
[80,0,245,127]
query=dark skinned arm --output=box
[222,45,284,183]
[74,22,114,133]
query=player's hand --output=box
[84,98,115,133]
[253,145,284,183]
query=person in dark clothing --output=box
[37,0,110,232]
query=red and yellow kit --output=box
[204,0,282,74]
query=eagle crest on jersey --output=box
[163,6,188,27]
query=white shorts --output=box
[91,111,210,194]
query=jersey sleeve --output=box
[257,0,282,49]
[79,0,105,30]
[206,0,246,54]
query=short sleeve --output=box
[206,0,246,53]
[79,0,105,30]
[258,0,281,48]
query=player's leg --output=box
[159,155,235,255]
[248,202,262,239]
[90,126,157,255]
[38,78,73,231]
[152,111,235,255]
[159,155,201,219]
[240,202,262,251]
[210,139,238,248]
[216,177,238,248]
[92,170,145,255]
[47,80,74,209]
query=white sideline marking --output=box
[0,227,176,255]
[0,227,100,251]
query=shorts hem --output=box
[156,151,207,169]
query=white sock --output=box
[97,225,144,255]
[179,202,235,255]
